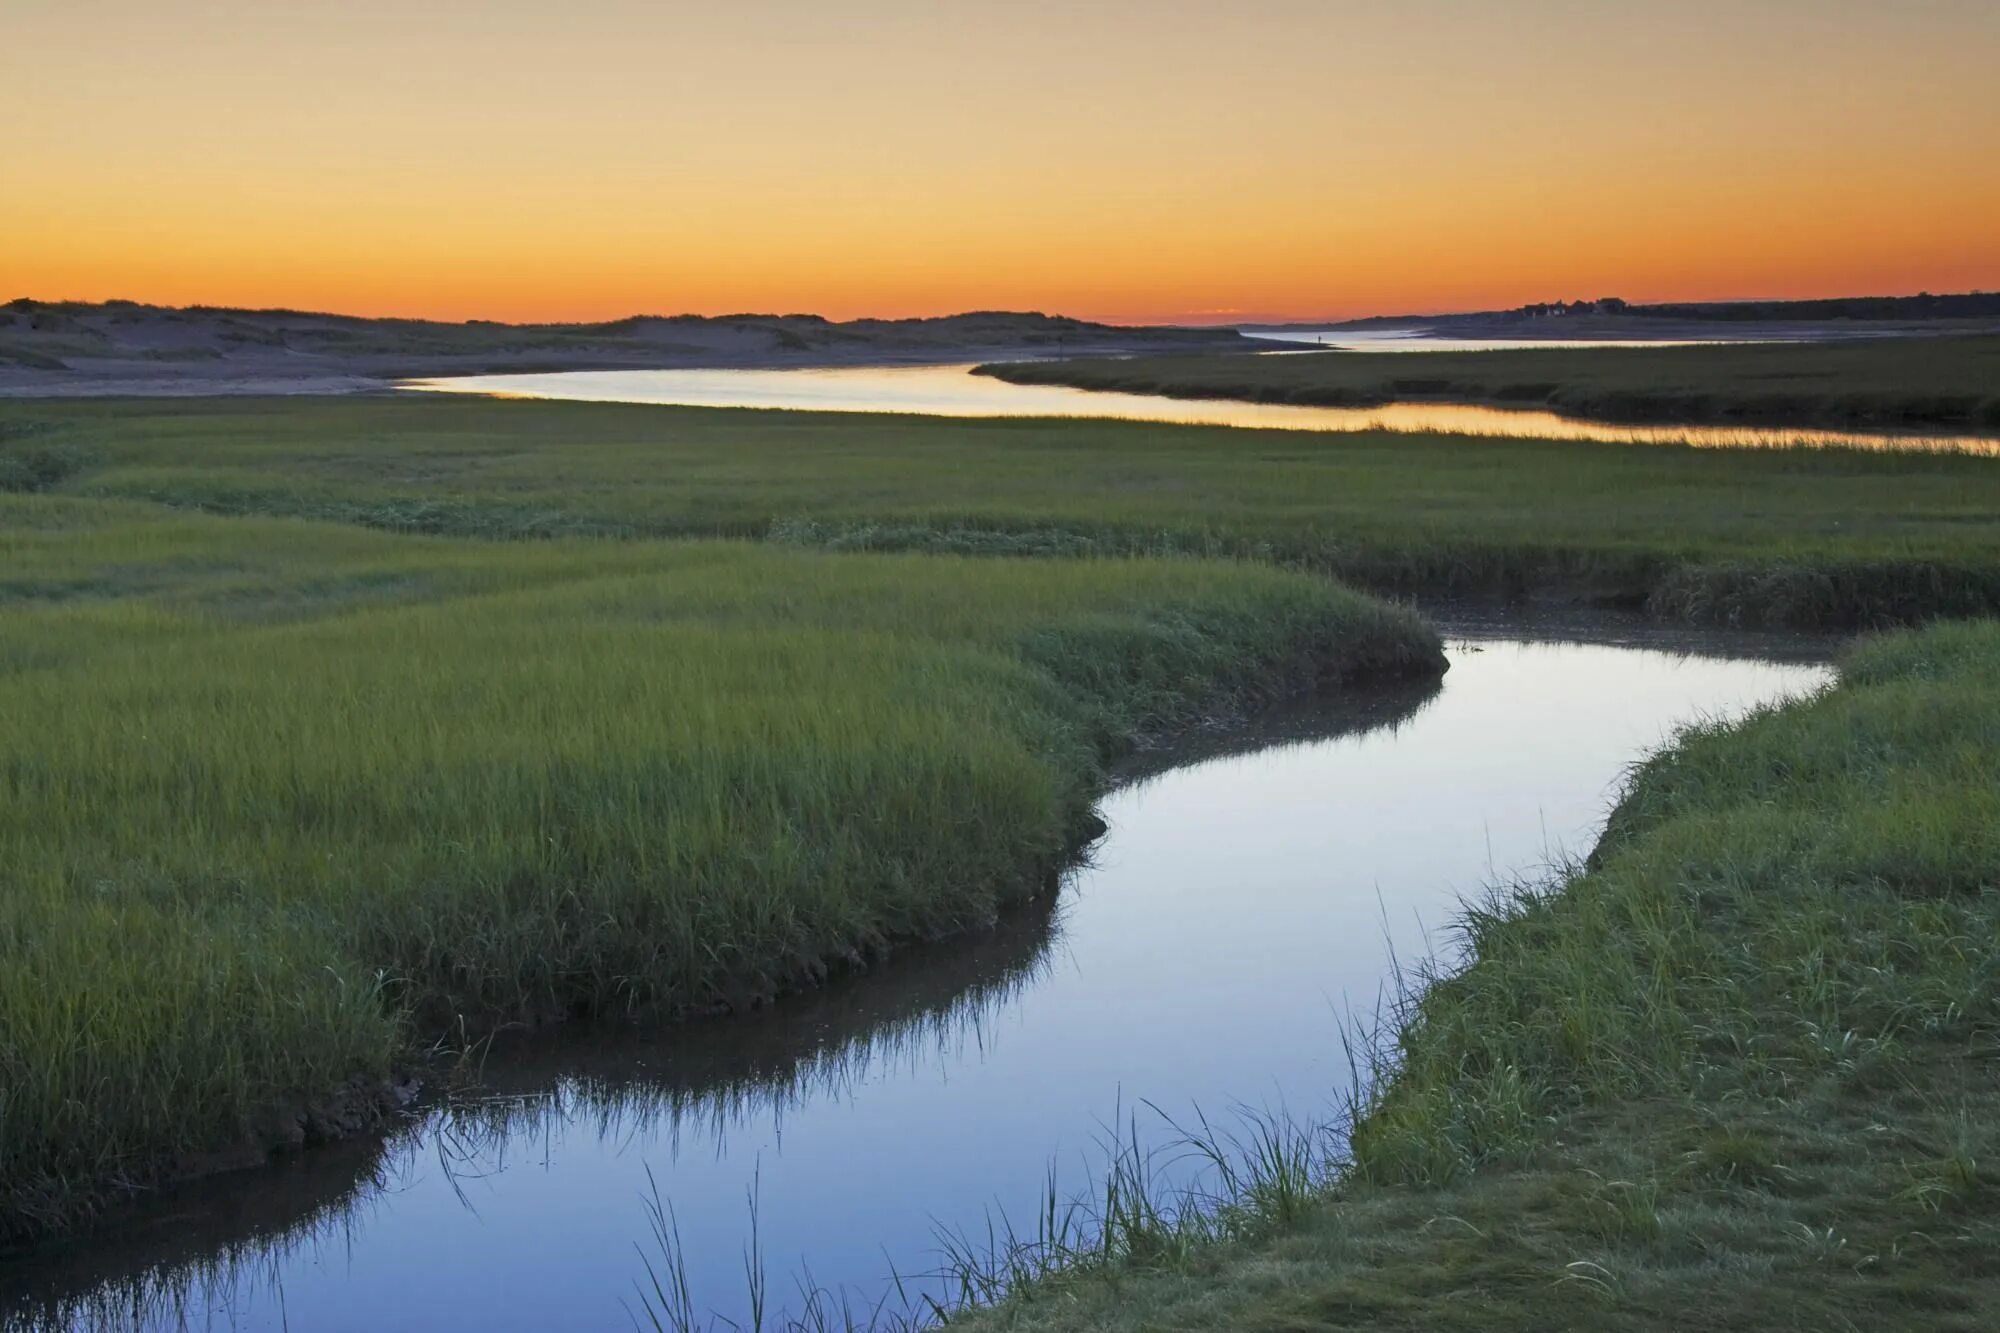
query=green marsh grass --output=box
[7,385,2000,1321]
[9,394,2000,626]
[0,493,1440,1239]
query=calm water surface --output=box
[1,623,1831,1332]
[405,362,1996,454]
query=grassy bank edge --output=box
[0,521,1445,1246]
[972,337,2000,432]
[939,618,2000,1332]
[767,518,2000,633]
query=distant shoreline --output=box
[0,301,1252,399]
[13,297,1999,401]
[977,334,2000,434]
[1239,315,2000,345]
[1240,289,2000,339]
[0,342,1214,400]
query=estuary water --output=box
[0,620,1831,1332]
[404,361,1996,454]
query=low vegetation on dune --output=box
[954,620,2000,1331]
[0,493,1440,1240]
[9,395,2000,628]
[977,334,2000,431]
[0,300,1248,387]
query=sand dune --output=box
[0,301,1249,397]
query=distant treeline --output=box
[1315,290,2000,330]
[1625,291,2000,322]
[1501,292,2000,323]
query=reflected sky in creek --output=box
[2,624,1831,1332]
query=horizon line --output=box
[10,284,1998,331]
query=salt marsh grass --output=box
[8,387,2000,1324]
[0,495,1440,1238]
[10,394,1999,627]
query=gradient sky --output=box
[5,0,1997,323]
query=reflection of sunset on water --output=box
[409,363,2000,456]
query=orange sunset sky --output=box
[5,0,1997,325]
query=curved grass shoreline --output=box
[973,334,2000,433]
[950,619,2000,1331]
[0,496,1444,1243]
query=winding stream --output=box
[404,362,1997,454]
[1,619,1831,1332]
